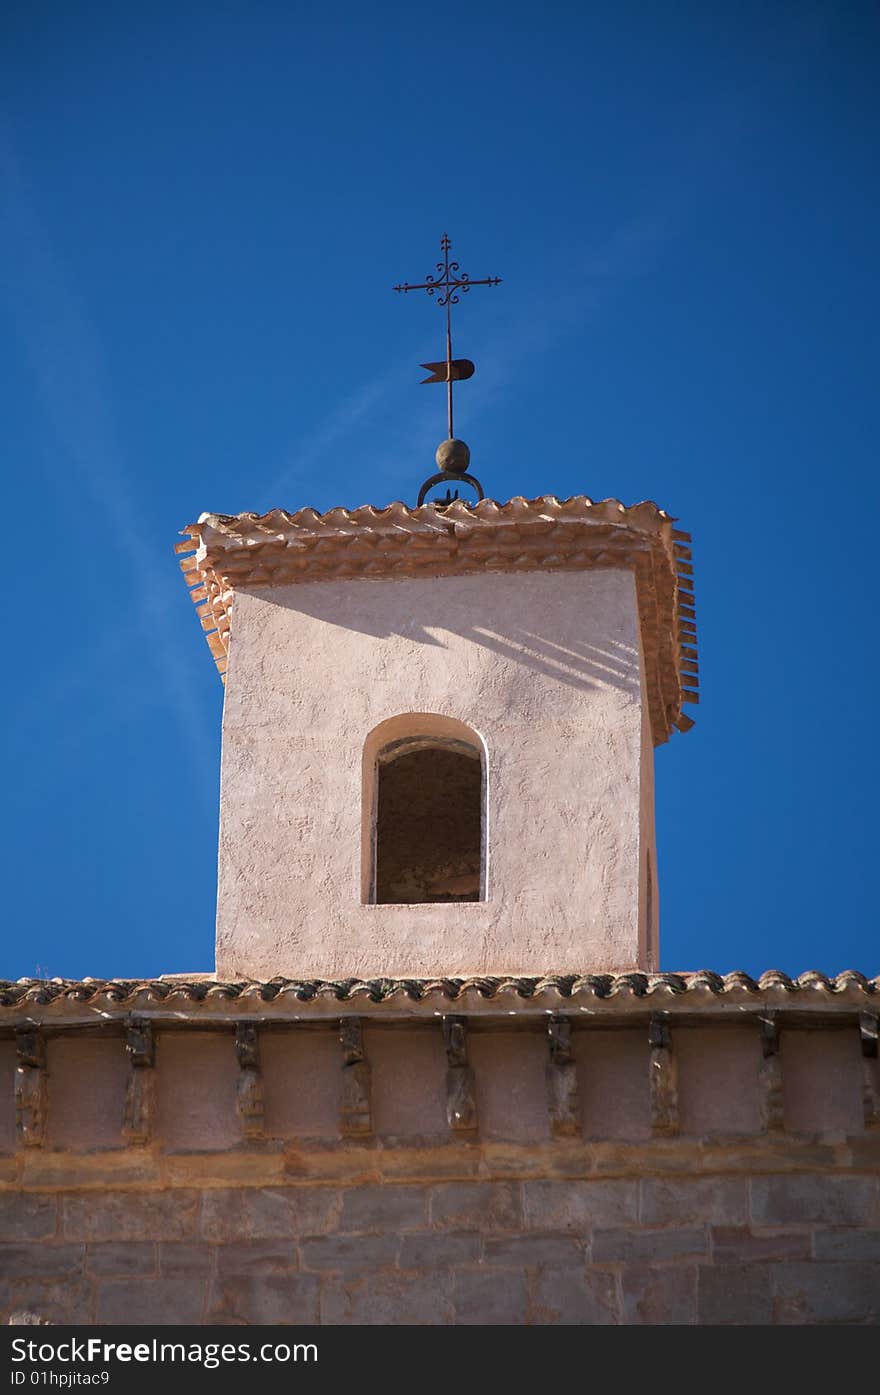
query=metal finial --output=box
[394,233,501,506]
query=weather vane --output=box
[394,233,501,506]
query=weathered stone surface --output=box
[641,1177,747,1226]
[622,1266,697,1324]
[200,1187,339,1240]
[0,1278,92,1326]
[88,1242,157,1277]
[158,1242,215,1276]
[398,1232,481,1268]
[530,1267,618,1325]
[483,1234,585,1268]
[215,1241,298,1274]
[523,1179,638,1232]
[338,1184,427,1233]
[321,1272,451,1325]
[812,1228,880,1260]
[431,1182,522,1231]
[751,1175,877,1227]
[453,1269,528,1324]
[96,1276,206,1326]
[711,1227,810,1263]
[208,1274,320,1325]
[698,1264,773,1325]
[0,1245,85,1278]
[63,1190,200,1241]
[591,1226,707,1264]
[300,1234,400,1273]
[0,1194,57,1241]
[771,1261,880,1324]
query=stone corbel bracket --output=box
[758,1014,784,1133]
[339,1017,371,1135]
[122,1016,155,1145]
[443,1015,477,1132]
[860,1012,879,1130]
[15,1026,46,1148]
[234,1022,264,1139]
[546,1016,580,1137]
[648,1014,679,1137]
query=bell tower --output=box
[176,233,697,981]
[178,494,696,980]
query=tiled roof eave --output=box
[175,496,699,745]
[1,971,875,1029]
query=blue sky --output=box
[1,2,877,980]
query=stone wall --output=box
[1,988,878,1326]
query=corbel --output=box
[15,1027,46,1148]
[339,1017,371,1135]
[122,1016,156,1144]
[648,1014,679,1137]
[443,1015,477,1132]
[758,1014,784,1134]
[234,1023,264,1140]
[546,1017,580,1138]
[860,1012,879,1130]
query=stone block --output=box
[300,1234,400,1273]
[96,1276,206,1326]
[452,1269,528,1324]
[46,1038,128,1151]
[0,1193,57,1241]
[771,1261,880,1324]
[321,1272,452,1325]
[530,1267,618,1325]
[63,1190,200,1241]
[483,1234,585,1268]
[159,1242,216,1276]
[592,1226,708,1264]
[88,1243,158,1277]
[200,1186,339,1240]
[398,1232,481,1268]
[0,1244,85,1278]
[261,1030,341,1140]
[523,1179,638,1232]
[363,1027,447,1138]
[675,1027,762,1136]
[710,1227,810,1263]
[812,1228,880,1261]
[157,1033,239,1152]
[215,1241,298,1274]
[640,1177,747,1226]
[751,1175,877,1227]
[0,1278,92,1326]
[575,1029,650,1141]
[431,1182,522,1231]
[622,1266,697,1324]
[208,1274,320,1325]
[697,1264,773,1325]
[468,1032,550,1143]
[781,1028,864,1135]
[338,1184,427,1233]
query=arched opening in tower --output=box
[374,739,483,904]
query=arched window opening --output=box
[372,734,484,904]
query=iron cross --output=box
[394,233,501,440]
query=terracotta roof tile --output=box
[176,495,698,745]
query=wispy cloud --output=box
[0,140,215,793]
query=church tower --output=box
[179,493,696,982]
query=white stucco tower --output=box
[178,495,697,980]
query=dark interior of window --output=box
[374,739,482,904]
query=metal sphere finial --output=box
[435,438,471,475]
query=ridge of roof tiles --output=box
[1,970,876,1008]
[176,494,699,745]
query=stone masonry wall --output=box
[1,1014,878,1326]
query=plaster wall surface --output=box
[216,568,650,979]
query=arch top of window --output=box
[362,715,487,907]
